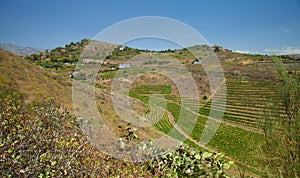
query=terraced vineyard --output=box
[200,78,285,129]
[128,78,286,175]
[151,112,186,141]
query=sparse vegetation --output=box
[0,87,152,177]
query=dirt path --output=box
[164,108,263,177]
[165,110,216,152]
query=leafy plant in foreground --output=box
[147,144,233,177]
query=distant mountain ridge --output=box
[0,43,44,56]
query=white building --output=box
[119,64,130,69]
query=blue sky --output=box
[1,0,300,54]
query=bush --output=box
[257,57,300,177]
[114,137,233,177]
[147,145,233,177]
[0,88,151,177]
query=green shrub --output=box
[148,144,233,177]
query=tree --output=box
[214,45,220,53]
[258,56,300,177]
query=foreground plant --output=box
[147,144,233,177]
[257,57,300,177]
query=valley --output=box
[1,40,299,177]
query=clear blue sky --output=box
[1,0,300,54]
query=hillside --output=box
[78,41,299,176]
[1,40,299,177]
[0,49,72,108]
[0,47,234,177]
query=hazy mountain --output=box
[0,43,44,56]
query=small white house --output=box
[193,59,201,64]
[119,64,130,69]
[119,47,126,51]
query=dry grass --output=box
[0,49,72,109]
